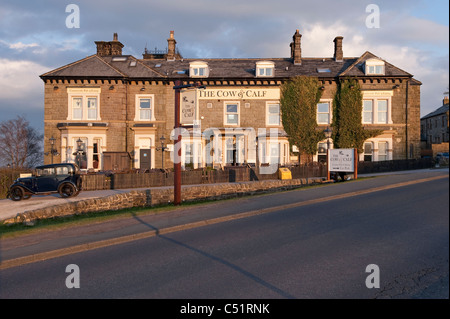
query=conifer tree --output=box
[280,76,325,163]
[332,78,382,156]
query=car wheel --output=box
[59,183,76,198]
[23,193,32,200]
[10,186,24,201]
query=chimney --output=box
[333,36,343,62]
[290,29,302,65]
[95,33,124,56]
[444,96,449,106]
[167,31,177,61]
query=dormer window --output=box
[365,58,385,75]
[189,61,209,78]
[256,61,275,77]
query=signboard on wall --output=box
[328,148,355,172]
[180,89,196,125]
[197,88,280,100]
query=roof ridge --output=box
[95,55,128,77]
[40,54,97,78]
[130,56,167,77]
[339,51,373,76]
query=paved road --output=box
[0,169,448,300]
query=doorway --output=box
[140,149,151,171]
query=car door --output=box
[36,167,57,192]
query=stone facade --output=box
[40,30,422,170]
[420,97,449,156]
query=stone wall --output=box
[3,178,326,226]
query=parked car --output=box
[8,163,82,201]
[435,152,449,164]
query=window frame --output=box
[135,94,155,122]
[189,61,209,78]
[266,102,281,126]
[362,100,374,124]
[256,61,275,78]
[224,102,240,126]
[378,141,388,161]
[363,142,373,162]
[362,91,393,124]
[365,58,385,76]
[68,95,101,121]
[317,100,333,125]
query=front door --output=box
[140,149,151,171]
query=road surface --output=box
[0,169,448,302]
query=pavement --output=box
[0,167,448,222]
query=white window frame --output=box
[317,99,333,125]
[362,91,393,124]
[67,90,101,121]
[362,100,374,124]
[363,141,374,161]
[189,61,209,78]
[377,141,388,161]
[360,138,393,162]
[266,102,281,126]
[224,102,240,126]
[135,94,155,121]
[365,58,385,75]
[256,61,275,77]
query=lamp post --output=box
[324,126,332,180]
[156,135,168,169]
[73,138,85,169]
[49,136,56,164]
[44,136,59,164]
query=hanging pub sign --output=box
[328,148,355,172]
[180,89,196,125]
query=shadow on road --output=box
[131,212,295,298]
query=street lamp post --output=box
[73,138,85,169]
[156,135,168,170]
[49,136,56,164]
[44,136,59,164]
[324,126,332,180]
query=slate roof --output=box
[421,104,450,120]
[40,50,418,81]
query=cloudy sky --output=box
[0,0,448,133]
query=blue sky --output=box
[0,0,448,133]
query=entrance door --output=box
[140,149,151,171]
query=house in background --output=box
[420,96,449,157]
[40,30,422,171]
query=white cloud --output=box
[0,58,47,101]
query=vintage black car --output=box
[8,163,82,201]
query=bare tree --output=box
[0,116,43,168]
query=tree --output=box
[332,78,382,155]
[0,116,43,168]
[280,76,325,163]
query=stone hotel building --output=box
[40,30,421,171]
